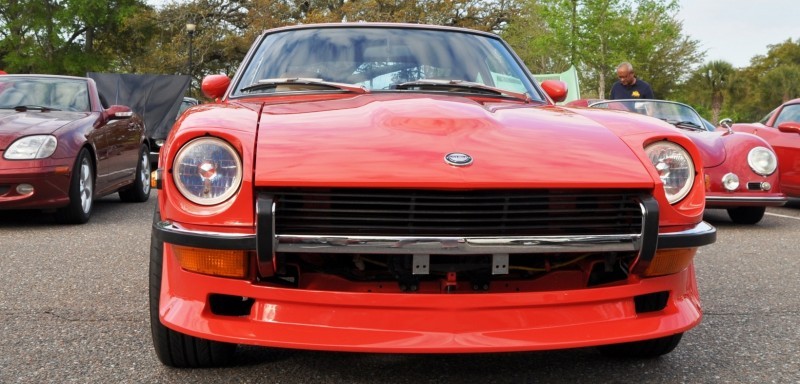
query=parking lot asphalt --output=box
[1,195,799,383]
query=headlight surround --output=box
[645,141,695,204]
[4,135,58,159]
[747,146,777,176]
[173,137,242,205]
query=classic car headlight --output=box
[173,137,242,205]
[645,141,695,204]
[4,135,58,160]
[747,146,777,176]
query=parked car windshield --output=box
[591,100,708,131]
[774,103,800,125]
[231,26,543,101]
[0,76,90,112]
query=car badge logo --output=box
[444,152,473,166]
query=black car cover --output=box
[88,73,190,141]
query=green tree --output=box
[760,64,800,104]
[503,0,702,99]
[0,0,148,75]
[699,60,734,123]
[725,38,800,122]
[502,0,573,74]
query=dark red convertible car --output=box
[149,23,716,367]
[731,98,800,198]
[567,99,787,224]
[0,74,151,223]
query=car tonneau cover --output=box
[87,72,190,141]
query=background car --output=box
[177,96,199,118]
[88,73,191,166]
[149,23,715,367]
[568,99,787,224]
[730,98,800,198]
[0,74,151,223]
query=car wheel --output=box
[119,144,151,202]
[55,148,94,224]
[726,206,766,225]
[149,209,237,367]
[598,333,683,358]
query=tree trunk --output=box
[598,71,606,99]
[711,92,722,124]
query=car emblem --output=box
[444,152,473,166]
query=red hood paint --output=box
[252,94,660,189]
[0,110,88,150]
[682,131,726,168]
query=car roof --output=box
[261,22,500,39]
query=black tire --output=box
[598,333,683,358]
[727,206,766,225]
[149,208,237,368]
[119,144,151,203]
[55,148,94,224]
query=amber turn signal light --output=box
[643,248,698,277]
[150,169,163,189]
[172,245,250,279]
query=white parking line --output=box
[765,212,800,220]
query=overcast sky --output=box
[676,0,800,68]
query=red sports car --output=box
[149,23,716,367]
[730,98,800,198]
[0,74,151,223]
[568,99,787,224]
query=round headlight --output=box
[747,146,777,176]
[4,135,58,159]
[645,141,695,204]
[173,137,242,205]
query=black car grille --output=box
[265,188,646,237]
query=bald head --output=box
[616,62,636,86]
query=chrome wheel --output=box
[139,151,151,195]
[78,157,93,214]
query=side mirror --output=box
[202,75,231,100]
[778,121,800,134]
[540,80,568,103]
[106,105,133,120]
[718,118,733,128]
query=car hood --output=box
[683,130,726,168]
[0,110,87,150]
[253,94,657,188]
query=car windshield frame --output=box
[589,99,709,132]
[229,24,546,102]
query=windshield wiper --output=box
[240,78,368,94]
[394,79,531,103]
[667,120,705,131]
[11,105,60,112]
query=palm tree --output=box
[700,60,734,124]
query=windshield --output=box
[0,76,90,112]
[590,100,708,131]
[231,26,542,101]
[775,104,800,125]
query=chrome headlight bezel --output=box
[747,146,777,176]
[4,135,58,160]
[172,137,243,206]
[645,141,696,204]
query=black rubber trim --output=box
[637,195,660,264]
[152,220,255,250]
[256,194,276,275]
[657,221,717,249]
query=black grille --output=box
[267,188,645,237]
